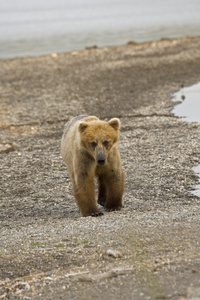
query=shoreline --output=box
[0,35,199,61]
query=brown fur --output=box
[61,115,124,217]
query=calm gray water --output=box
[0,0,200,58]
[173,82,200,197]
[191,165,200,197]
[173,82,200,123]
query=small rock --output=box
[0,144,15,154]
[85,45,98,50]
[51,53,57,58]
[106,249,123,258]
[45,276,53,281]
[127,40,137,45]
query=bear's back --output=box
[63,115,88,137]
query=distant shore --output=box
[0,35,199,61]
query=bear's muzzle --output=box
[96,147,106,166]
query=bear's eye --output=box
[103,140,109,147]
[91,141,97,148]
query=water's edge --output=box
[172,82,200,197]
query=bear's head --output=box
[78,118,120,166]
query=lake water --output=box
[172,82,200,123]
[191,165,200,197]
[173,82,200,197]
[0,0,200,58]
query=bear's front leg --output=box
[104,171,124,211]
[73,176,103,217]
[97,176,107,207]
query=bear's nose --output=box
[97,158,105,166]
[96,149,106,166]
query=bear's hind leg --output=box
[104,172,124,211]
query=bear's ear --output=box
[79,122,88,133]
[108,118,120,131]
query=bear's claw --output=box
[90,211,104,217]
[105,206,122,212]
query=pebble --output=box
[106,249,123,258]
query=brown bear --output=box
[61,115,124,217]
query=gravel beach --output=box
[0,36,200,299]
